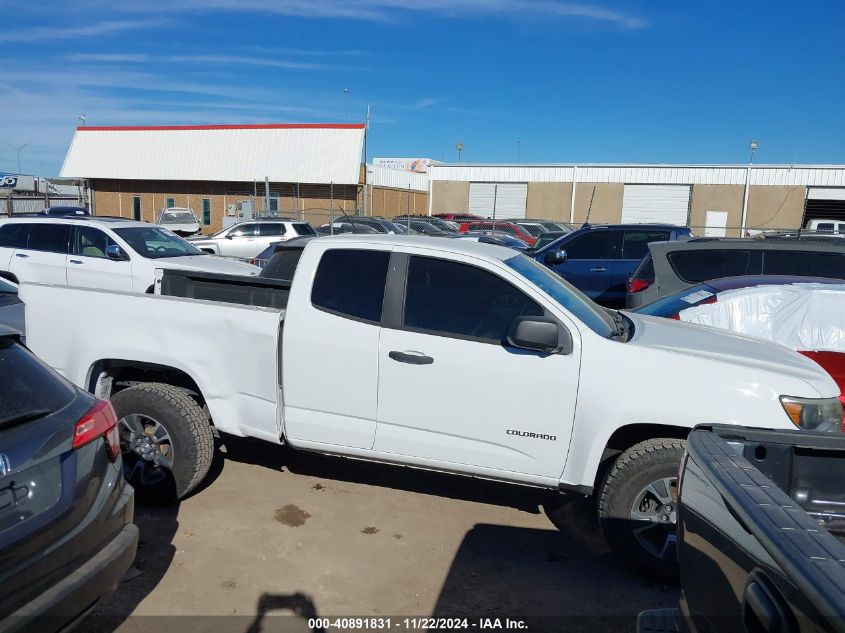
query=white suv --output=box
[0,217,259,293]
[187,219,317,259]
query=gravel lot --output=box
[84,435,678,633]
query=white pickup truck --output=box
[21,235,842,580]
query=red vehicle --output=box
[457,221,538,246]
[634,275,845,419]
[434,213,483,222]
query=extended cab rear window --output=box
[667,249,756,283]
[311,249,390,323]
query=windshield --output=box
[531,232,565,251]
[636,284,718,317]
[113,227,204,259]
[159,211,197,224]
[504,254,616,337]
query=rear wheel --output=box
[597,438,685,582]
[110,382,214,503]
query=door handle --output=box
[69,259,83,264]
[389,351,434,365]
[589,267,607,272]
[14,253,28,258]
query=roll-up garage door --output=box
[803,188,845,225]
[469,183,528,219]
[621,185,691,225]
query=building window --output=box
[165,197,175,209]
[202,198,211,225]
[132,196,141,221]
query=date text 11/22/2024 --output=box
[307,618,528,630]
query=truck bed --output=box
[644,425,845,633]
[157,269,291,309]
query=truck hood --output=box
[624,312,837,396]
[154,255,260,276]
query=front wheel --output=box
[110,382,214,503]
[598,438,686,582]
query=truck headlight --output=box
[780,396,843,432]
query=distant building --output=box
[428,163,845,235]
[59,123,427,232]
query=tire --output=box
[598,438,686,582]
[543,493,608,554]
[110,382,214,503]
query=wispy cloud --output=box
[404,97,441,111]
[76,0,647,29]
[0,19,164,44]
[68,52,364,71]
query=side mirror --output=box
[506,317,572,355]
[106,245,128,261]
[225,233,235,239]
[545,249,567,265]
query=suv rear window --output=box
[632,254,655,282]
[311,249,390,323]
[26,224,70,253]
[762,250,845,278]
[0,338,75,424]
[667,249,756,283]
[262,248,305,281]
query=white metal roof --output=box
[430,163,845,187]
[60,124,366,185]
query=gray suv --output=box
[626,237,845,308]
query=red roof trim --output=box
[75,123,365,131]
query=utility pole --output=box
[456,142,464,162]
[344,88,350,123]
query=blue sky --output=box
[2,1,843,176]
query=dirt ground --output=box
[83,436,679,633]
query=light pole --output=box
[78,114,86,127]
[456,142,464,162]
[517,140,521,163]
[5,141,30,175]
[343,89,349,122]
[740,140,759,235]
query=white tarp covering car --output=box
[678,283,845,352]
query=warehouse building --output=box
[427,164,845,235]
[60,123,427,233]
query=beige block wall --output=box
[431,181,469,213]
[365,187,429,218]
[746,185,806,232]
[688,184,745,237]
[525,182,572,222]
[571,183,623,224]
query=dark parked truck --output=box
[639,425,845,633]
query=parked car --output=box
[627,237,845,308]
[316,222,379,236]
[392,215,458,233]
[634,276,845,409]
[0,325,138,630]
[0,276,23,337]
[253,236,315,277]
[805,217,845,235]
[332,216,405,234]
[187,219,316,259]
[449,231,529,250]
[393,219,450,236]
[639,425,845,632]
[0,217,259,293]
[156,207,201,237]
[531,223,692,307]
[43,205,90,217]
[506,219,573,233]
[23,235,842,580]
[434,212,483,223]
[458,221,538,246]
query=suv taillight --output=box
[73,399,120,462]
[627,278,652,294]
